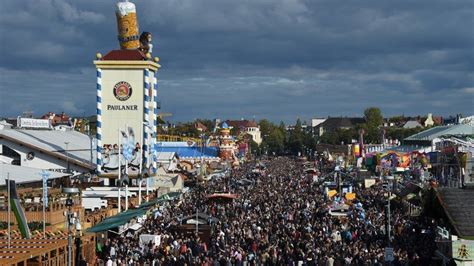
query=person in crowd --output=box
[98,156,439,265]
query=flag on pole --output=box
[40,170,50,206]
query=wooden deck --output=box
[0,234,95,266]
[0,237,68,266]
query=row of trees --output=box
[257,107,425,155]
[154,107,426,155]
[257,119,316,156]
[319,107,424,145]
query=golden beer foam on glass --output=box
[116,1,140,50]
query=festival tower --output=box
[94,0,160,177]
[219,122,235,161]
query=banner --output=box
[18,117,51,129]
[364,179,376,188]
[40,170,50,206]
[139,234,161,248]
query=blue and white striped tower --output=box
[143,69,150,168]
[152,70,158,171]
[94,50,160,178]
[96,68,102,173]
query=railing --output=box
[0,205,83,228]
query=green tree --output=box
[266,127,285,155]
[364,107,383,128]
[363,107,384,144]
[258,119,273,138]
[249,140,260,155]
[288,119,304,155]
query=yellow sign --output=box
[345,193,356,201]
[327,190,337,198]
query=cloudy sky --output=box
[0,0,473,123]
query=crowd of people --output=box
[96,156,440,265]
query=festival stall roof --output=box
[181,212,218,224]
[87,191,182,233]
[0,129,96,170]
[151,168,183,191]
[404,124,474,145]
[437,188,474,238]
[87,208,148,233]
[207,193,239,199]
[394,181,422,198]
[0,164,69,185]
[138,191,182,208]
[156,142,219,160]
[156,152,179,161]
[207,193,239,202]
[156,152,179,171]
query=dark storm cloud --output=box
[0,0,472,122]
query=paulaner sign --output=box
[107,105,138,111]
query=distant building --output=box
[311,118,326,128]
[421,113,443,127]
[225,120,262,145]
[314,117,365,137]
[41,112,73,128]
[403,120,423,129]
[404,124,474,148]
[195,121,208,132]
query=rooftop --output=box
[0,164,69,185]
[101,49,147,61]
[0,128,96,169]
[156,142,218,159]
[225,120,258,129]
[404,124,474,142]
[437,188,474,237]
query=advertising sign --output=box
[99,69,145,175]
[18,117,51,129]
[364,178,376,188]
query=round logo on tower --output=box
[113,81,133,101]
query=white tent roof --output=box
[156,152,178,161]
[157,142,195,147]
[0,164,69,185]
[0,128,96,169]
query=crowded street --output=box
[97,156,439,265]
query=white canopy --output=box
[0,164,69,185]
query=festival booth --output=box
[207,193,239,204]
[171,213,217,245]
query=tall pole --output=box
[90,134,94,167]
[7,173,11,249]
[65,142,70,175]
[125,124,129,211]
[195,207,198,234]
[125,184,129,211]
[145,124,150,201]
[138,122,143,206]
[43,177,46,238]
[387,191,391,245]
[118,129,121,213]
[67,204,72,266]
